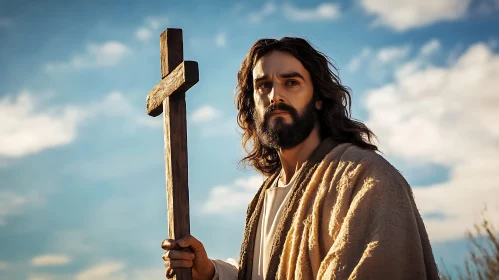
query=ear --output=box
[315,99,323,110]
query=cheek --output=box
[252,93,265,119]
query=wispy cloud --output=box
[0,190,45,226]
[376,45,411,63]
[1,191,27,225]
[249,1,277,22]
[0,262,8,270]
[248,2,340,23]
[0,17,13,28]
[203,175,265,214]
[419,38,441,56]
[0,91,84,158]
[31,254,71,267]
[190,105,222,124]
[75,262,125,280]
[45,41,130,71]
[360,0,472,31]
[364,41,499,241]
[215,32,227,48]
[0,90,159,161]
[347,44,411,74]
[135,16,168,41]
[283,2,340,21]
[189,105,238,137]
[347,47,372,72]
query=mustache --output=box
[264,103,296,119]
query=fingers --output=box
[164,259,194,269]
[162,250,195,261]
[165,267,175,279]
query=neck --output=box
[277,123,322,184]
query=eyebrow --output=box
[253,71,306,84]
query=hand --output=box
[162,235,215,280]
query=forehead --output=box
[252,51,309,80]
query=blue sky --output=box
[1,0,498,279]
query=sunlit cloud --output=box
[75,262,125,280]
[45,41,130,71]
[31,254,71,267]
[203,175,265,214]
[360,0,471,31]
[190,105,222,124]
[248,1,340,22]
[365,41,499,241]
[135,15,168,41]
[0,90,159,161]
[215,32,227,47]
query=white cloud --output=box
[0,91,160,162]
[215,32,227,48]
[189,106,239,137]
[46,41,130,71]
[0,191,27,225]
[27,267,162,280]
[376,44,411,63]
[135,28,152,41]
[0,262,8,270]
[203,175,265,214]
[347,47,372,72]
[135,16,168,41]
[249,1,277,22]
[347,44,410,77]
[364,41,499,241]
[0,91,84,158]
[248,2,340,22]
[360,0,472,31]
[190,105,222,124]
[75,262,125,280]
[283,3,341,21]
[420,39,441,56]
[31,254,71,267]
[0,17,12,27]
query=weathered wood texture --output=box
[163,94,192,280]
[146,28,198,280]
[160,29,183,79]
[146,61,199,117]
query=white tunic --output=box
[210,172,298,279]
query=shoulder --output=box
[320,142,409,191]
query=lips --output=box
[270,110,289,116]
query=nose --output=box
[269,82,284,104]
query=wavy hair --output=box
[235,37,378,176]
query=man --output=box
[161,37,440,280]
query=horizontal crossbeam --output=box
[146,61,199,117]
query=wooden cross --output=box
[146,28,198,280]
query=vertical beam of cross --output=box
[146,28,199,280]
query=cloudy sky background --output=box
[1,0,498,279]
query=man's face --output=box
[252,51,321,150]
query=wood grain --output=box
[160,29,183,79]
[156,28,194,280]
[146,61,199,117]
[163,94,192,280]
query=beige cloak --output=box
[237,138,440,279]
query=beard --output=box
[254,98,317,150]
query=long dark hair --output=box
[235,37,378,176]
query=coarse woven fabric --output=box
[237,137,440,280]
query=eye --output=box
[257,82,271,91]
[285,80,299,86]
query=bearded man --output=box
[161,37,440,280]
